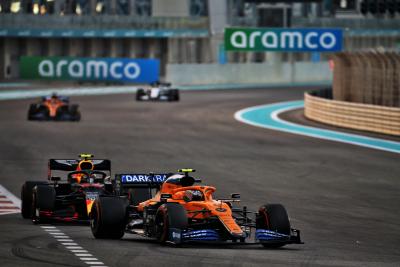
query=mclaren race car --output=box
[28,93,81,121]
[90,169,303,247]
[136,82,179,101]
[21,154,114,223]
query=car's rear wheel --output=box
[155,203,188,243]
[21,181,48,219]
[169,89,179,101]
[257,203,291,248]
[90,197,127,239]
[31,185,56,224]
[27,104,37,120]
[69,105,81,121]
[136,89,144,101]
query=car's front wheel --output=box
[256,203,291,248]
[90,197,127,239]
[155,203,188,243]
[21,181,48,219]
[31,185,56,224]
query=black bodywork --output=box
[21,158,113,223]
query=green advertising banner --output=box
[224,27,343,52]
[20,56,160,83]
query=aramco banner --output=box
[20,56,160,83]
[225,28,343,52]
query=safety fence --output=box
[304,90,400,136]
[331,52,400,108]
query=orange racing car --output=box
[27,93,81,121]
[90,169,303,247]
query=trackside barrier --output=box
[331,52,400,108]
[304,91,400,136]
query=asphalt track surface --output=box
[0,86,399,267]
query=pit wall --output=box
[166,62,332,85]
[304,92,400,136]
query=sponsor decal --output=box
[225,28,343,52]
[85,192,99,201]
[121,174,168,183]
[20,56,159,83]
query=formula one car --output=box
[136,82,179,101]
[28,93,81,121]
[21,154,113,223]
[90,169,303,247]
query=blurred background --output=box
[1,0,400,84]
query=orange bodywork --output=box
[137,182,244,236]
[43,98,66,117]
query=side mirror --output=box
[231,193,240,199]
[51,176,61,182]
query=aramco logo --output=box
[225,28,343,52]
[38,60,141,80]
[20,56,160,83]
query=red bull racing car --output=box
[21,154,113,223]
[28,93,81,121]
[90,169,303,247]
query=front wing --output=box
[167,228,303,245]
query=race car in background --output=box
[136,82,179,101]
[27,93,81,121]
[21,154,113,223]
[90,169,303,247]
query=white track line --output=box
[71,249,88,253]
[42,231,107,267]
[35,218,106,266]
[0,183,108,266]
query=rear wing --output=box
[48,159,111,179]
[115,173,170,188]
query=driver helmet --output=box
[183,190,203,202]
[50,93,58,102]
[74,160,94,183]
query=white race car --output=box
[136,82,179,101]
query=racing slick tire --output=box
[169,89,179,102]
[28,104,48,120]
[90,197,127,239]
[127,188,151,206]
[155,203,188,243]
[32,185,56,223]
[136,89,145,101]
[21,181,48,219]
[257,203,291,248]
[27,104,37,120]
[69,105,81,121]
